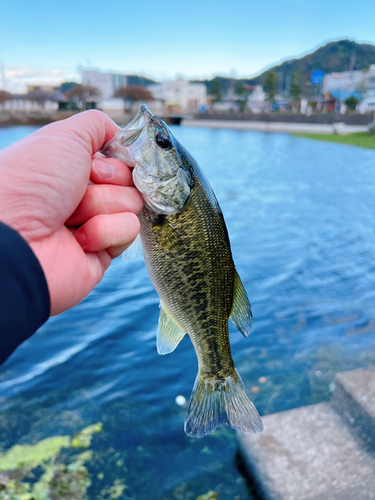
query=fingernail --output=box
[95,160,115,179]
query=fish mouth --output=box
[101,104,153,164]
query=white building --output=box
[149,79,207,112]
[358,97,375,114]
[83,70,127,100]
[3,87,65,111]
[323,65,375,95]
[247,85,267,113]
[98,98,126,115]
[4,97,59,111]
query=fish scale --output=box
[102,104,263,437]
[140,169,233,372]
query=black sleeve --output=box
[0,222,50,366]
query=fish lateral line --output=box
[102,104,262,438]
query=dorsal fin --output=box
[157,302,186,354]
[229,270,253,338]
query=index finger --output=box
[55,110,122,156]
[91,156,134,186]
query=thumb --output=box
[49,110,122,156]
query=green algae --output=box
[72,423,103,449]
[0,422,103,500]
[196,491,219,500]
[0,435,71,471]
[98,479,127,499]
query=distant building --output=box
[83,70,127,100]
[210,88,238,112]
[246,85,267,113]
[149,79,207,113]
[4,87,66,111]
[358,97,375,114]
[27,85,60,93]
[98,98,126,115]
[308,93,337,113]
[323,65,375,97]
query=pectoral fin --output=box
[122,233,143,263]
[157,302,186,355]
[229,270,253,338]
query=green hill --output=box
[126,75,156,87]
[251,39,375,85]
[193,39,375,95]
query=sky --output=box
[1,0,375,93]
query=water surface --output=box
[1,124,375,499]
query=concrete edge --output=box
[181,118,368,134]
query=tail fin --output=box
[184,369,263,438]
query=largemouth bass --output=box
[102,105,263,437]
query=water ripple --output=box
[1,126,375,498]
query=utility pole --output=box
[349,50,356,92]
[76,63,84,84]
[278,72,283,95]
[285,74,291,96]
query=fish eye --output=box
[156,132,171,149]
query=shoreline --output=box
[181,118,369,135]
[0,111,78,128]
[238,366,375,500]
[0,111,373,136]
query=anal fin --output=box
[157,302,186,355]
[229,270,253,338]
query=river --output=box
[1,123,375,499]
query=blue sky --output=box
[1,0,375,92]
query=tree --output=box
[27,89,50,109]
[264,72,277,103]
[235,82,248,112]
[209,80,222,104]
[65,84,102,110]
[345,96,359,111]
[290,71,303,102]
[114,85,154,112]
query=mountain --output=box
[126,75,157,87]
[251,39,375,85]
[193,39,375,94]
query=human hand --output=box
[0,110,143,315]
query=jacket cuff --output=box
[0,222,50,365]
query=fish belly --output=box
[138,189,263,437]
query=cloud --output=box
[2,66,78,94]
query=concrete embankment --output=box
[182,112,374,134]
[0,110,77,127]
[182,119,369,135]
[238,366,375,500]
[1,110,373,135]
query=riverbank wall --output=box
[193,112,374,125]
[182,113,374,134]
[182,119,370,134]
[1,110,374,135]
[0,110,77,127]
[238,366,375,500]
